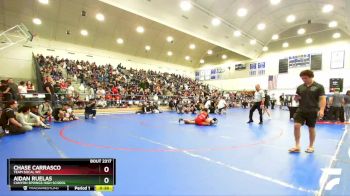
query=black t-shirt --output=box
[52,108,61,118]
[296,82,325,112]
[44,82,54,95]
[0,108,15,128]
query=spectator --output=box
[44,76,55,104]
[0,100,26,135]
[329,90,344,122]
[217,97,227,114]
[344,90,350,122]
[0,80,12,101]
[26,81,35,92]
[16,106,50,131]
[18,81,28,94]
[38,99,53,121]
[7,78,19,101]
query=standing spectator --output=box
[26,81,35,92]
[279,93,285,109]
[0,80,12,101]
[44,76,55,104]
[329,90,344,122]
[7,78,19,101]
[0,100,26,135]
[270,94,276,109]
[263,90,271,119]
[344,90,350,122]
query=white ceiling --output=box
[100,0,350,59]
[0,0,349,68]
[0,0,248,68]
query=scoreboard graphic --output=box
[8,158,116,191]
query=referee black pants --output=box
[249,102,263,123]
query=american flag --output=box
[268,75,277,90]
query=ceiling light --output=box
[272,34,279,40]
[332,32,341,39]
[322,4,334,13]
[262,46,268,51]
[286,15,296,23]
[38,0,49,4]
[167,51,173,56]
[80,29,88,36]
[257,23,266,30]
[95,13,105,21]
[297,28,305,35]
[222,54,227,59]
[234,30,241,37]
[237,8,248,17]
[189,44,196,50]
[270,0,281,5]
[282,42,289,48]
[136,26,144,33]
[166,36,174,43]
[211,18,221,26]
[328,21,338,28]
[145,45,151,51]
[32,18,42,25]
[207,50,213,55]
[180,1,192,11]
[185,56,191,61]
[250,39,257,45]
[305,38,313,44]
[116,38,124,44]
[200,59,205,64]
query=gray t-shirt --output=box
[343,95,350,105]
[332,93,343,107]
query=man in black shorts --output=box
[289,70,326,153]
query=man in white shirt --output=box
[204,99,211,109]
[247,84,265,124]
[217,97,227,114]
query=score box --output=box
[8,158,116,191]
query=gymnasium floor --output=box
[1,108,349,196]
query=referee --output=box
[247,84,265,124]
[289,70,326,153]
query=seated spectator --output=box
[18,81,28,94]
[0,100,26,135]
[16,106,50,131]
[85,99,97,119]
[38,99,53,121]
[176,100,184,114]
[26,81,35,92]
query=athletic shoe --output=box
[92,116,96,119]
[247,120,253,123]
[178,118,183,124]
